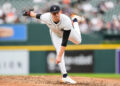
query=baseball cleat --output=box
[61,76,77,84]
[71,14,85,22]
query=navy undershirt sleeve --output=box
[61,30,71,47]
[36,14,41,19]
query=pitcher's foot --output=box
[60,76,77,84]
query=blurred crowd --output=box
[0,0,120,34]
[0,2,19,24]
[60,0,120,34]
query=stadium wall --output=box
[0,24,103,45]
[0,24,118,74]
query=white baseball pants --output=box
[49,22,82,74]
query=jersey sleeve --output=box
[37,13,49,24]
[63,15,73,30]
[40,13,50,23]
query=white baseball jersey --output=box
[40,12,73,37]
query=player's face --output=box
[51,12,60,22]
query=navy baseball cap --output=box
[50,5,60,13]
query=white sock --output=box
[58,55,67,74]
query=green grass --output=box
[30,73,120,79]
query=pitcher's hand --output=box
[23,9,34,16]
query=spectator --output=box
[2,2,19,23]
[62,5,72,16]
[105,0,114,9]
[79,18,89,34]
[81,3,93,13]
[106,15,120,34]
[97,1,107,14]
[62,0,71,5]
[90,16,104,32]
[0,8,5,24]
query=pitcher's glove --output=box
[23,9,34,16]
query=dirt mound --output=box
[0,75,120,86]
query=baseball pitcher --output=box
[23,5,83,84]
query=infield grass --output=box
[30,73,120,79]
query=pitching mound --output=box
[0,75,120,86]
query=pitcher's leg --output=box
[69,16,82,44]
[56,48,67,74]
[50,30,67,74]
[73,20,81,36]
[49,30,77,84]
[69,26,82,44]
